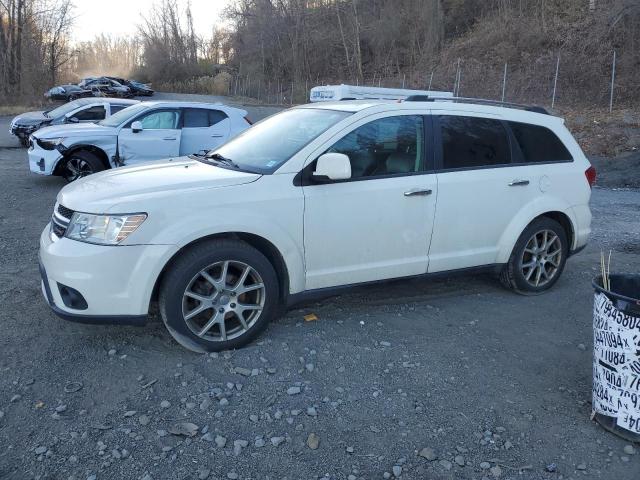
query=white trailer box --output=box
[309,84,453,102]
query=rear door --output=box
[118,108,181,164]
[179,108,231,155]
[428,113,538,272]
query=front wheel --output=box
[61,150,104,182]
[159,239,280,352]
[500,217,569,294]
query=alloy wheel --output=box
[181,260,265,342]
[64,157,94,181]
[520,229,563,287]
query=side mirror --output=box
[66,116,79,123]
[313,153,351,181]
[131,121,143,133]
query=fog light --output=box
[58,283,88,310]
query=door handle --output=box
[211,134,224,138]
[508,179,530,186]
[162,137,176,141]
[404,188,433,197]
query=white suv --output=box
[38,99,594,352]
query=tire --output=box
[69,94,78,101]
[500,217,569,295]
[61,150,105,182]
[159,239,280,352]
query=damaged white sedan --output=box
[28,101,252,181]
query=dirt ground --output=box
[0,99,639,480]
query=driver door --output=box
[118,108,181,165]
[302,113,437,290]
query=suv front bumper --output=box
[28,141,63,175]
[39,225,172,325]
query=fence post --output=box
[551,54,560,109]
[428,71,433,90]
[501,63,507,102]
[402,74,405,88]
[609,50,616,113]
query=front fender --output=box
[496,195,578,264]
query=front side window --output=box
[508,121,573,163]
[209,108,351,174]
[136,110,180,130]
[439,115,510,169]
[99,104,148,128]
[72,105,106,121]
[327,115,424,178]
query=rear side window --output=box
[110,105,128,115]
[72,105,106,121]
[508,121,573,163]
[183,108,228,128]
[439,116,510,169]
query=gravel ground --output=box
[1,103,640,480]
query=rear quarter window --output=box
[508,121,573,163]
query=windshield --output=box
[99,103,148,127]
[208,108,351,174]
[45,100,86,119]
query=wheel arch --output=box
[150,232,291,310]
[53,144,111,175]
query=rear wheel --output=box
[159,239,280,352]
[61,150,104,182]
[500,217,568,294]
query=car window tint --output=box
[138,110,179,129]
[508,121,573,163]
[183,109,209,128]
[72,106,106,121]
[327,115,423,178]
[439,116,510,169]
[209,110,228,126]
[110,105,128,115]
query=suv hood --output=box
[12,110,49,126]
[34,122,116,140]
[57,157,261,212]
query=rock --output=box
[454,455,465,466]
[139,415,150,426]
[10,394,21,403]
[123,410,136,417]
[307,432,320,450]
[392,465,402,477]
[305,363,315,372]
[306,406,318,417]
[439,460,452,470]
[198,468,210,479]
[234,367,252,377]
[623,444,636,455]
[227,473,238,480]
[219,398,229,406]
[108,349,117,356]
[55,405,67,413]
[255,437,266,447]
[577,343,586,351]
[111,449,122,460]
[199,398,212,411]
[249,414,259,422]
[202,433,214,442]
[215,435,227,448]
[168,422,199,437]
[418,447,437,461]
[546,463,557,473]
[480,461,491,470]
[380,341,391,347]
[160,400,171,409]
[287,386,301,395]
[576,463,587,470]
[35,446,47,455]
[233,439,248,455]
[383,472,391,479]
[490,465,502,477]
[346,446,354,453]
[271,436,285,446]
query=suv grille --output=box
[51,204,74,238]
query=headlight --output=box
[36,137,64,150]
[65,212,147,245]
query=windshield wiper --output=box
[205,152,240,169]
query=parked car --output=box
[28,101,251,181]
[124,80,154,96]
[9,98,139,146]
[44,84,93,102]
[79,77,132,98]
[38,98,594,352]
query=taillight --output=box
[585,166,596,188]
[244,116,253,125]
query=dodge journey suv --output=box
[39,99,594,352]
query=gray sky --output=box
[72,0,227,42]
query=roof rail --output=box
[404,95,550,115]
